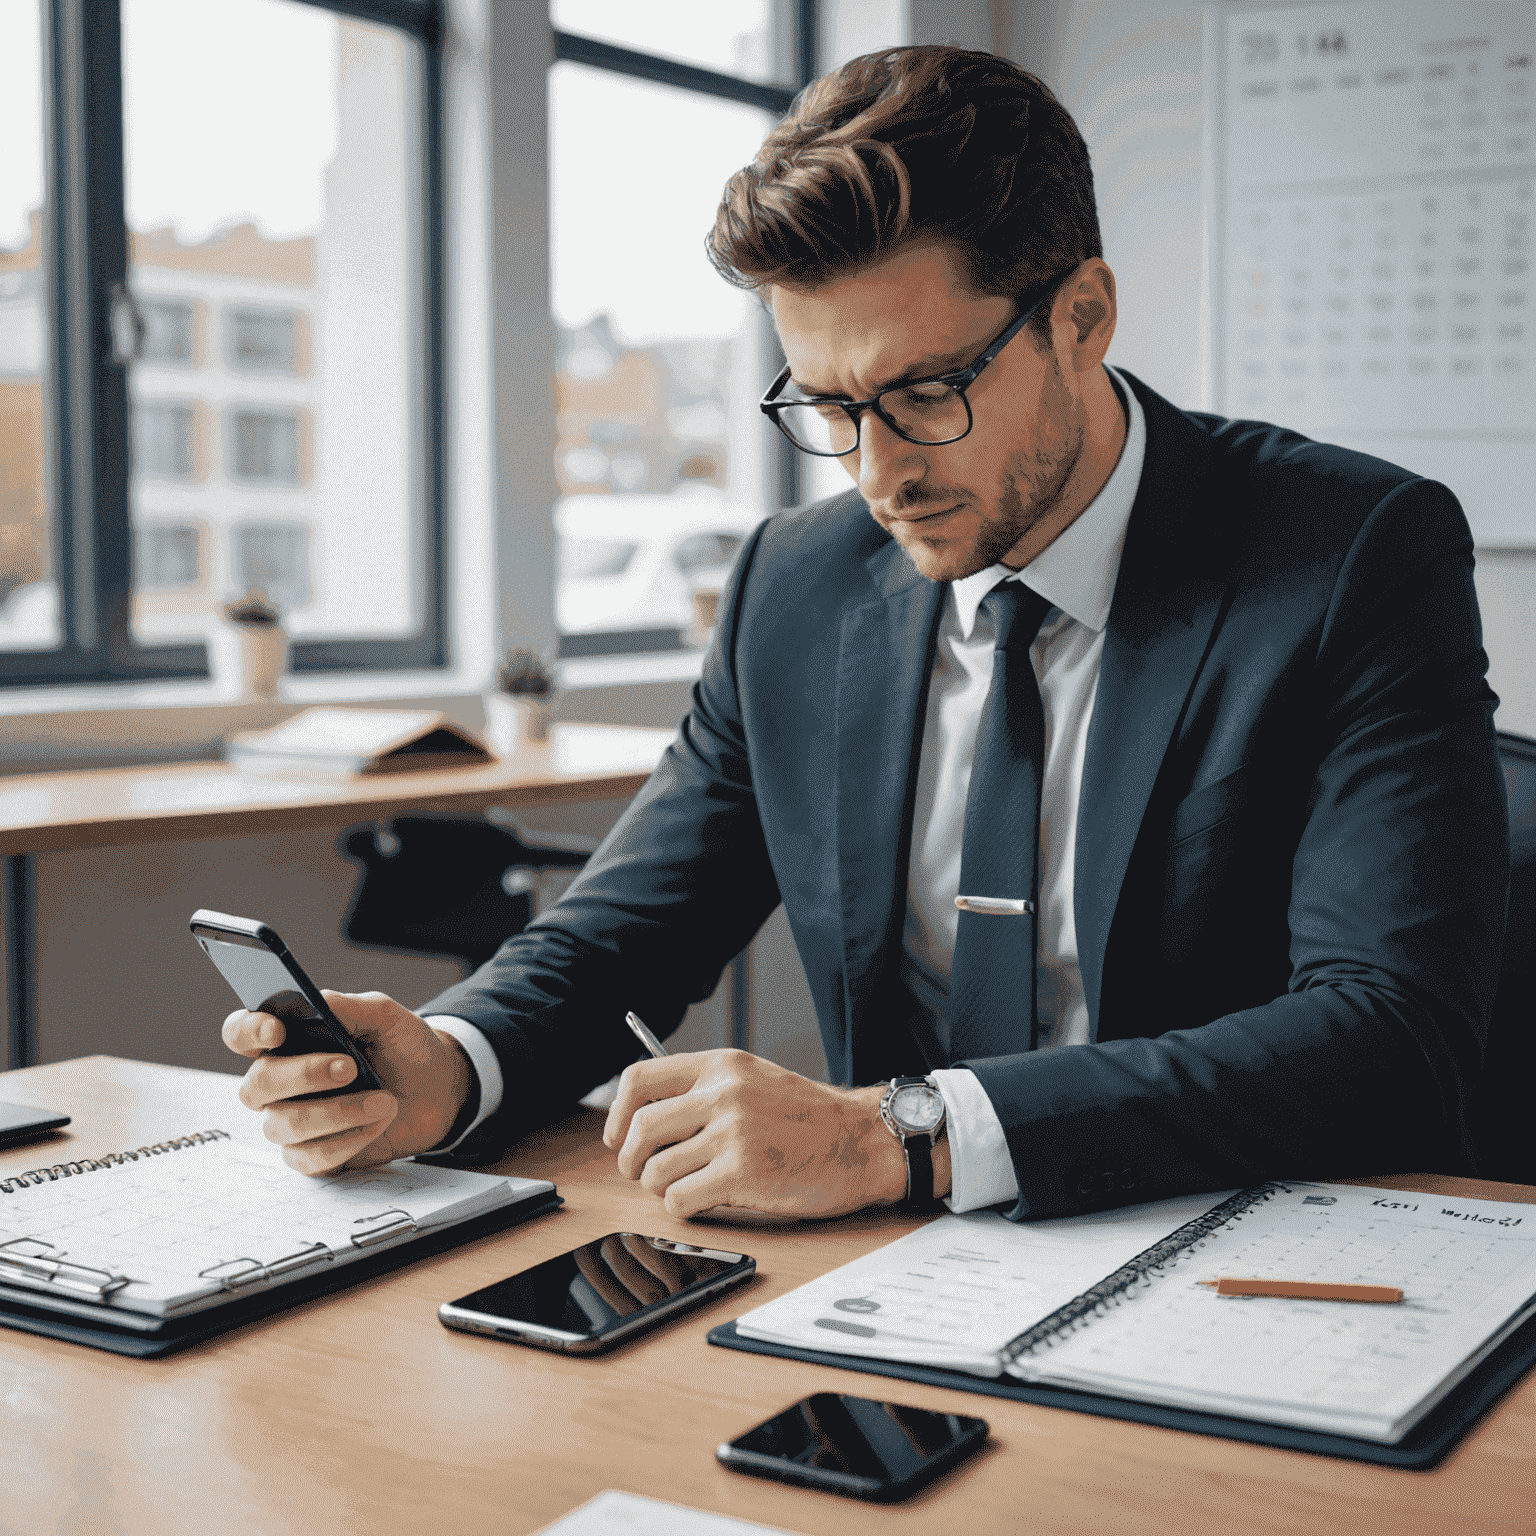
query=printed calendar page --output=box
[1213,1,1536,541]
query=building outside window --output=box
[141,297,194,363]
[135,521,202,589]
[549,1,813,658]
[228,408,300,484]
[0,0,445,684]
[134,401,196,478]
[226,306,298,372]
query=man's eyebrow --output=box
[790,344,977,400]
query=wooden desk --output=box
[2,1057,1533,1536]
[0,724,672,1068]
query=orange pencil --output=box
[1196,1278,1404,1303]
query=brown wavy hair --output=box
[708,46,1100,338]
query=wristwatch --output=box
[880,1076,947,1212]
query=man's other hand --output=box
[223,991,472,1175]
[602,1049,951,1218]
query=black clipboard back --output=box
[707,1312,1536,1470]
[0,1191,562,1358]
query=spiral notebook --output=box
[0,1128,557,1347]
[729,1182,1536,1449]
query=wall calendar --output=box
[1211,1,1536,543]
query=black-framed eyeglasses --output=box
[759,280,1058,458]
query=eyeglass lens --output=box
[775,381,972,455]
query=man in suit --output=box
[224,47,1508,1222]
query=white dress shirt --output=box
[428,369,1146,1190]
[901,367,1145,1209]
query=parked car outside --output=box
[555,487,766,652]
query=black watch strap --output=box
[900,1128,936,1212]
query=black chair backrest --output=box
[1472,731,1536,1185]
[339,812,592,973]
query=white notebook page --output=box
[735,1191,1236,1375]
[0,1135,551,1317]
[1013,1182,1536,1442]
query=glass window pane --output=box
[553,0,778,85]
[551,62,774,656]
[122,0,425,649]
[0,0,60,653]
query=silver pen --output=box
[624,1010,668,1059]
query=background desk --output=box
[2,1056,1533,1536]
[0,724,673,1071]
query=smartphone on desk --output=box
[0,1102,71,1148]
[189,909,383,1101]
[717,1393,989,1502]
[438,1233,755,1354]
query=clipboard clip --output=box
[349,1209,418,1249]
[199,1241,334,1292]
[0,1236,130,1302]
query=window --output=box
[140,297,193,363]
[232,520,309,611]
[227,307,298,372]
[134,401,195,478]
[228,408,300,484]
[550,3,815,658]
[0,0,57,653]
[0,0,445,687]
[135,522,201,589]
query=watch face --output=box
[891,1084,944,1134]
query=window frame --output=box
[548,3,816,660]
[1,0,447,688]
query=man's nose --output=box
[854,410,926,506]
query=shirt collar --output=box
[950,364,1146,640]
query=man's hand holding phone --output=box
[223,993,473,1175]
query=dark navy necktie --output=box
[948,580,1054,1064]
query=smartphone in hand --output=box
[190,909,383,1101]
[438,1233,755,1353]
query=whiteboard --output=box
[1208,1,1536,544]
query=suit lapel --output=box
[1076,378,1233,1030]
[834,539,945,1081]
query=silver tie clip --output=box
[955,895,1034,916]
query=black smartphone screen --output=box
[451,1234,743,1336]
[190,911,382,1098]
[723,1394,988,1498]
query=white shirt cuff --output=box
[422,1016,504,1150]
[930,1067,1020,1212]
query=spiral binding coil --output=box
[0,1128,230,1195]
[1001,1182,1290,1363]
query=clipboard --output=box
[0,1190,562,1358]
[708,1309,1536,1469]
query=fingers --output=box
[603,1055,712,1149]
[657,1161,737,1220]
[615,1091,712,1180]
[634,1129,715,1198]
[259,1089,395,1149]
[279,1119,396,1177]
[237,1049,358,1112]
[222,1008,285,1058]
[263,1089,398,1176]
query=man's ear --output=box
[1057,259,1117,372]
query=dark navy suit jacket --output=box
[427,373,1509,1219]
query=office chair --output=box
[1470,730,1536,1186]
[338,809,595,974]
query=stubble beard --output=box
[889,367,1088,583]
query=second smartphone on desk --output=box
[439,1233,754,1353]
